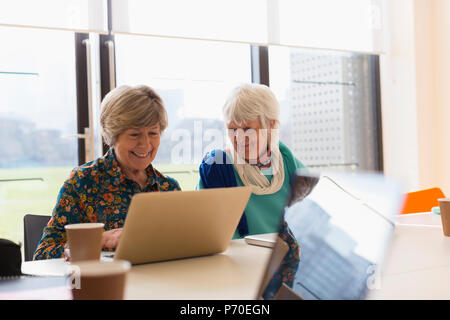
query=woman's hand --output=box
[101,228,123,250]
[64,248,71,262]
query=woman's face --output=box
[113,124,161,173]
[227,119,275,163]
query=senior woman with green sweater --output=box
[197,83,306,299]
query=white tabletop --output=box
[21,213,450,300]
[367,212,450,299]
[21,239,273,300]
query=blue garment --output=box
[199,149,249,237]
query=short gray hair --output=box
[100,85,168,146]
[222,83,280,128]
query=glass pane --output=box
[115,35,252,190]
[269,45,381,171]
[283,171,401,299]
[0,26,78,246]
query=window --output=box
[115,35,252,189]
[0,2,384,251]
[0,26,78,244]
[269,46,382,171]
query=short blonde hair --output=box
[100,85,168,146]
[223,83,280,128]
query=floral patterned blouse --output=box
[262,220,300,299]
[33,148,181,260]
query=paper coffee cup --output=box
[70,260,131,300]
[438,198,450,236]
[65,223,104,262]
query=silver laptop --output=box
[256,169,403,300]
[102,186,252,265]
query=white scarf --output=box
[232,134,285,195]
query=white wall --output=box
[380,0,419,191]
[433,0,450,196]
[415,0,438,190]
[381,0,450,195]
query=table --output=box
[367,212,450,299]
[21,239,273,300]
[21,213,450,300]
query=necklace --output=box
[251,156,271,168]
[249,148,272,167]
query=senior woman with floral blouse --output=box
[34,85,180,260]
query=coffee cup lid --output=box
[65,223,105,230]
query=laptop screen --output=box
[259,170,403,300]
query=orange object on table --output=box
[401,187,445,214]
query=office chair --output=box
[401,187,446,214]
[23,214,51,261]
